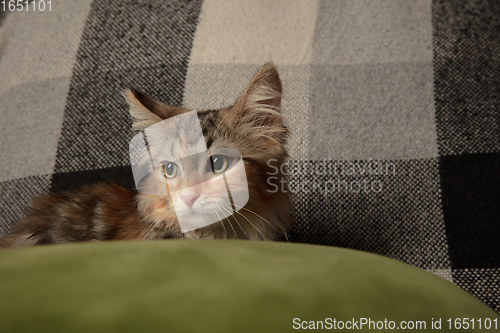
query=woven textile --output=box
[0,0,498,313]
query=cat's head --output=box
[124,63,291,240]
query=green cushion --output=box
[0,240,497,332]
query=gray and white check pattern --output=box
[0,0,498,313]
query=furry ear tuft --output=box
[224,63,288,149]
[234,62,282,114]
[123,88,188,131]
[123,89,162,131]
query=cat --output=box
[0,63,291,248]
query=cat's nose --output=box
[180,193,200,208]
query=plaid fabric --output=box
[0,0,498,313]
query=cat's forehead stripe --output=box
[197,110,221,149]
[197,109,220,124]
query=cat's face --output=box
[147,149,249,232]
[125,63,290,239]
[132,110,250,232]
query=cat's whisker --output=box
[145,212,171,239]
[223,207,251,239]
[143,222,157,240]
[232,204,273,226]
[152,212,168,227]
[282,229,290,242]
[235,203,290,241]
[228,206,267,241]
[140,207,164,222]
[212,210,227,240]
[138,211,160,236]
[222,210,238,238]
[220,205,249,239]
[138,222,150,236]
[221,206,250,239]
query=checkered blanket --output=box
[0,0,498,313]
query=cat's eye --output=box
[162,162,179,179]
[209,155,230,174]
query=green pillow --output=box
[0,240,497,332]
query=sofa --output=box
[0,0,498,327]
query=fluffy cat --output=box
[0,63,291,248]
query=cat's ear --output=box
[233,62,282,115]
[224,63,288,148]
[123,88,187,131]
